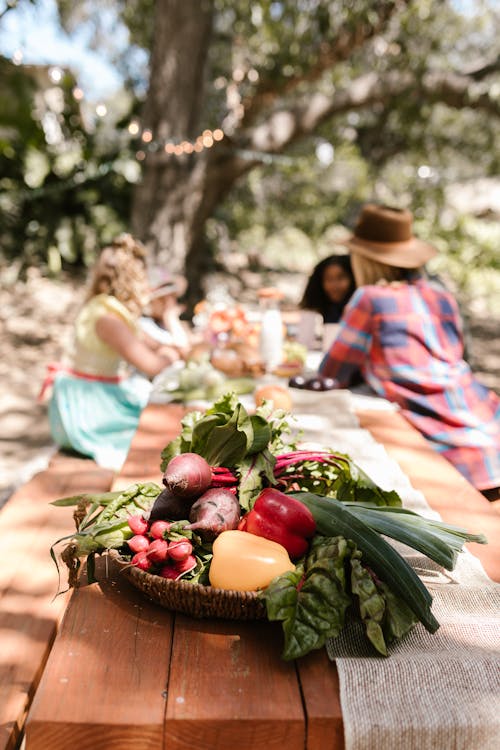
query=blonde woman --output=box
[47,234,180,470]
[319,204,500,499]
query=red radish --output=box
[127,535,150,554]
[149,520,171,539]
[131,551,153,571]
[175,554,197,575]
[168,539,193,562]
[159,563,180,580]
[163,452,212,499]
[147,539,169,563]
[128,514,148,535]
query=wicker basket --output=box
[108,549,267,620]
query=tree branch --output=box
[0,0,22,22]
[420,69,500,113]
[241,67,500,154]
[240,0,406,126]
[464,55,500,81]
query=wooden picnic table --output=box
[25,401,500,750]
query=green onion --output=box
[293,492,439,633]
[342,503,487,571]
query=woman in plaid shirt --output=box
[320,204,500,498]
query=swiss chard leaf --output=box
[197,404,251,466]
[377,580,418,643]
[350,555,387,655]
[237,448,277,512]
[248,414,272,454]
[160,394,260,469]
[279,453,402,507]
[264,536,353,660]
[334,458,401,506]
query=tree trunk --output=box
[131,0,216,279]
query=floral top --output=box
[319,278,500,490]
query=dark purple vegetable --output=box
[306,377,325,391]
[290,373,338,390]
[148,488,193,522]
[288,374,307,389]
[163,452,212,499]
[320,377,338,390]
[185,488,241,540]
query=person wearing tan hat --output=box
[319,204,500,498]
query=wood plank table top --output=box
[25,402,499,750]
[0,454,114,750]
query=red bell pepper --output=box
[238,488,316,559]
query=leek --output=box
[342,503,487,571]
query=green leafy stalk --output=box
[51,482,163,591]
[343,503,487,570]
[50,491,122,508]
[275,451,402,507]
[350,555,387,655]
[237,448,277,511]
[292,491,438,633]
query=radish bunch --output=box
[126,515,196,580]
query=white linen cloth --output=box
[291,389,500,750]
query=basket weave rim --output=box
[107,548,264,605]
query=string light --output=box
[126,123,291,166]
[128,124,227,159]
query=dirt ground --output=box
[1,269,499,506]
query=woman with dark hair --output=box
[300,254,356,323]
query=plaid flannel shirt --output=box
[319,279,500,490]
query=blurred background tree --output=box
[1,0,499,312]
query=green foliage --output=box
[1,0,499,307]
[0,55,135,273]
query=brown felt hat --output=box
[345,204,437,268]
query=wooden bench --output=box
[0,451,114,750]
[23,403,500,749]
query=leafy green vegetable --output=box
[248,414,272,454]
[276,451,401,506]
[377,581,418,643]
[51,490,122,507]
[265,534,421,659]
[203,402,253,465]
[292,491,438,633]
[51,482,163,591]
[159,393,282,500]
[237,449,276,511]
[342,502,487,570]
[264,536,353,660]
[350,556,387,655]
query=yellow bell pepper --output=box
[209,530,295,591]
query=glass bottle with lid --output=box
[258,287,284,373]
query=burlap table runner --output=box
[292,389,500,750]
